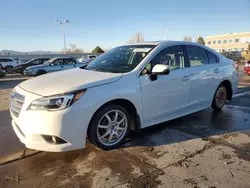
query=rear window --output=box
[207,51,220,64]
[186,45,209,66]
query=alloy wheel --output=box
[97,109,128,146]
[215,86,227,108]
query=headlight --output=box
[28,90,86,111]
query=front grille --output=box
[10,91,25,117]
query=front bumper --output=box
[23,69,36,76]
[10,86,94,152]
[13,67,23,73]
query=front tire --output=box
[211,85,227,111]
[88,104,130,150]
[5,66,13,73]
[36,70,47,76]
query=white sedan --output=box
[10,41,238,152]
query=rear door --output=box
[40,59,49,64]
[184,45,220,109]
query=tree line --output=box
[127,32,205,45]
[64,44,105,54]
[66,33,206,54]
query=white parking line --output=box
[233,91,250,98]
[226,104,250,110]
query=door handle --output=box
[61,66,64,68]
[182,75,190,81]
[214,68,219,73]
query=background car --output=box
[0,63,6,78]
[0,57,18,73]
[244,61,250,75]
[78,55,98,63]
[23,57,86,76]
[14,58,49,74]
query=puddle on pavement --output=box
[166,107,250,138]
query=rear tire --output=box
[36,70,47,76]
[88,104,130,150]
[211,85,227,111]
[5,66,13,74]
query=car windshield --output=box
[44,58,57,65]
[85,45,155,73]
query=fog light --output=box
[42,135,67,144]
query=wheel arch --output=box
[36,69,47,75]
[217,80,233,100]
[88,98,141,133]
[4,65,14,73]
[38,69,47,73]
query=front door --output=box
[63,59,77,69]
[48,59,64,72]
[139,45,192,123]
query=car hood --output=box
[19,68,123,96]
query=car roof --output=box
[34,57,50,59]
[120,41,220,55]
[122,40,204,46]
[52,57,75,59]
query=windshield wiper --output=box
[87,68,119,73]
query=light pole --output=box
[166,27,172,40]
[55,20,69,54]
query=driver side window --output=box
[146,45,185,72]
[51,59,63,66]
[51,60,59,66]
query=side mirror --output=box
[152,64,170,75]
[149,64,170,81]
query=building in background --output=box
[205,32,250,52]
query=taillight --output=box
[233,63,239,71]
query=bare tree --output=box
[127,32,145,44]
[183,36,193,42]
[67,44,84,53]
